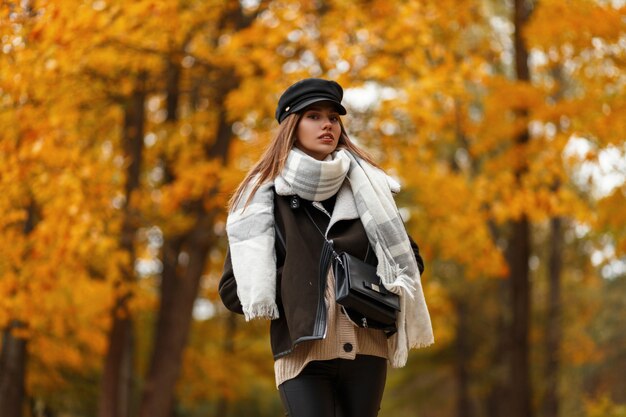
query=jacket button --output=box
[343,343,353,353]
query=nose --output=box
[322,117,333,129]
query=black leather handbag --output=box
[328,242,400,333]
[303,202,400,335]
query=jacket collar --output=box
[326,180,359,234]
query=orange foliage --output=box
[1,0,624,414]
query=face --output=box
[294,103,342,161]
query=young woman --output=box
[219,78,434,417]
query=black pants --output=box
[278,355,387,417]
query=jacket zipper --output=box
[311,201,331,339]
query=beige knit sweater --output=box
[274,268,389,388]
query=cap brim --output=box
[291,98,347,115]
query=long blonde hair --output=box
[228,112,381,210]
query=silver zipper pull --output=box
[333,252,343,267]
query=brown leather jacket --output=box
[219,191,424,359]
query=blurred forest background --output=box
[1,0,625,417]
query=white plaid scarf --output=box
[226,147,434,366]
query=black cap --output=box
[275,78,347,123]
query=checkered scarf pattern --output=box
[226,147,434,366]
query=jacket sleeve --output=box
[409,235,425,275]
[218,249,244,315]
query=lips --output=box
[318,133,334,140]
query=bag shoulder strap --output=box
[301,202,328,241]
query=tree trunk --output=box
[508,2,533,417]
[138,33,242,411]
[98,77,146,417]
[0,322,28,417]
[139,102,235,417]
[539,60,566,417]
[506,217,532,417]
[454,299,474,417]
[542,217,562,417]
[0,200,38,416]
[98,313,134,417]
[139,223,213,417]
[485,280,510,417]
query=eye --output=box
[330,115,340,122]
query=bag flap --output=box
[340,252,400,311]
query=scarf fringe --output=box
[374,242,417,297]
[385,272,417,299]
[390,349,408,368]
[388,324,435,368]
[389,339,436,368]
[411,339,435,349]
